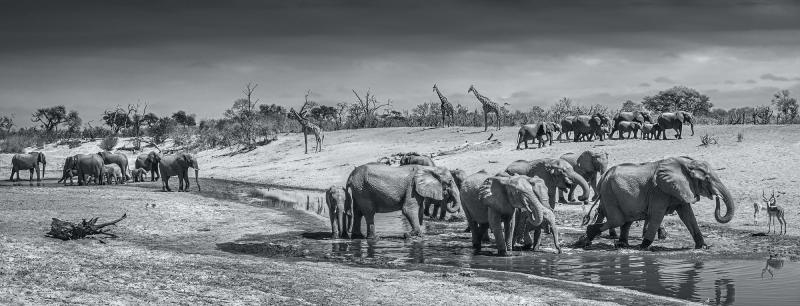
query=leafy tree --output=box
[0,115,13,133]
[31,105,68,132]
[171,110,196,127]
[642,86,713,115]
[148,117,176,144]
[142,113,159,128]
[771,90,798,124]
[620,100,644,112]
[66,110,82,134]
[102,109,132,134]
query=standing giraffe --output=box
[433,84,455,127]
[467,84,501,131]
[289,92,324,154]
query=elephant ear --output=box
[526,176,549,209]
[675,111,685,122]
[655,158,698,204]
[414,168,444,201]
[479,177,520,209]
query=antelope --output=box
[753,201,763,225]
[762,190,787,235]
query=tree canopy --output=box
[642,86,713,115]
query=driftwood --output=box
[46,213,127,241]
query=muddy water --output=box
[5,177,799,305]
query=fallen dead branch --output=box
[46,213,127,241]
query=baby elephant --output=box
[641,123,661,140]
[616,121,642,139]
[131,168,148,182]
[326,185,352,239]
[103,164,124,185]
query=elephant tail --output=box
[581,197,601,226]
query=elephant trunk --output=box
[712,180,735,223]
[569,171,591,201]
[445,186,462,213]
[336,206,345,238]
[524,193,544,228]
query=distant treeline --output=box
[0,85,797,153]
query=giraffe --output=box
[433,84,455,127]
[467,84,501,131]
[289,92,324,154]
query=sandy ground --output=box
[2,124,799,304]
[0,184,687,305]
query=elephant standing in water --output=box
[460,171,560,256]
[158,153,200,192]
[505,158,590,209]
[10,152,46,184]
[346,163,461,239]
[576,156,735,249]
[657,111,694,139]
[71,154,105,186]
[559,150,608,202]
[326,185,351,239]
[98,151,130,182]
[135,151,161,182]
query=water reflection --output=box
[761,255,784,279]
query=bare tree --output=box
[351,89,391,128]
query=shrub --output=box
[0,135,38,153]
[699,133,718,146]
[98,136,118,151]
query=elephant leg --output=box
[437,203,446,220]
[677,126,683,139]
[365,213,379,239]
[616,221,633,248]
[163,176,172,192]
[530,228,541,251]
[567,186,577,202]
[641,207,668,249]
[503,211,516,253]
[28,169,33,184]
[400,201,423,238]
[423,199,432,217]
[676,204,706,248]
[548,186,557,209]
[329,208,339,238]
[484,112,488,132]
[487,209,508,256]
[469,220,483,251]
[351,208,365,239]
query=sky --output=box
[1,0,800,127]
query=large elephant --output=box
[98,151,130,182]
[576,156,735,249]
[611,111,652,138]
[71,154,105,186]
[158,153,200,192]
[573,115,605,142]
[460,171,558,256]
[506,158,590,209]
[516,122,557,149]
[58,156,79,185]
[657,111,694,139]
[560,150,608,202]
[616,121,642,139]
[399,152,435,166]
[135,151,161,182]
[557,116,576,141]
[326,185,351,239]
[345,163,461,239]
[10,152,46,183]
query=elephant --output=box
[135,151,161,182]
[399,152,435,166]
[572,115,605,142]
[559,150,608,202]
[71,154,105,186]
[424,169,466,220]
[557,116,576,141]
[103,164,124,185]
[516,122,557,149]
[131,168,147,182]
[657,111,694,139]
[611,111,652,139]
[58,156,79,185]
[460,171,559,256]
[345,163,461,239]
[98,151,130,182]
[158,152,200,192]
[641,123,661,140]
[616,121,642,139]
[575,156,735,249]
[326,185,351,239]
[10,152,46,183]
[505,158,590,209]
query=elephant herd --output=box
[516,110,696,150]
[8,150,200,192]
[325,149,735,256]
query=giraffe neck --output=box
[472,89,490,106]
[435,88,449,104]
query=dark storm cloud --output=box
[761,73,791,81]
[654,77,676,84]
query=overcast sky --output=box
[2,0,800,126]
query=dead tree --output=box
[46,213,127,240]
[352,89,391,128]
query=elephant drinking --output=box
[506,158,590,209]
